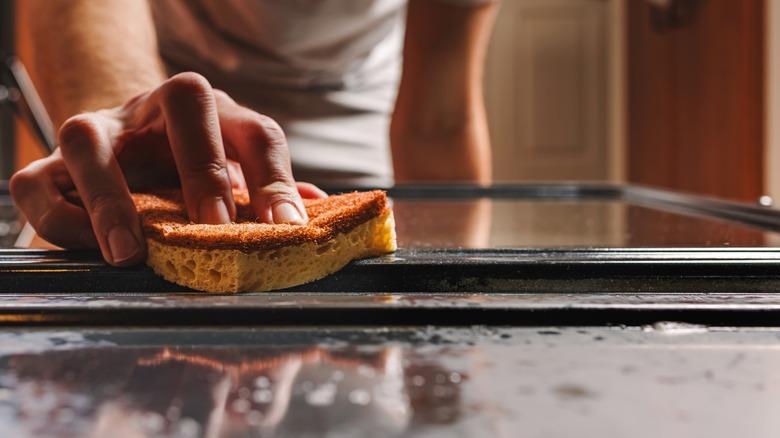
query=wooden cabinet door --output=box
[486,0,611,182]
[628,0,764,202]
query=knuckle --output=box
[123,90,151,108]
[86,190,124,216]
[162,72,212,101]
[237,116,291,181]
[254,181,300,204]
[8,167,34,196]
[263,156,292,185]
[230,113,295,188]
[9,157,52,199]
[237,115,286,146]
[58,114,101,148]
[185,159,226,178]
[256,115,286,145]
[262,141,294,184]
[251,159,291,187]
[182,160,231,191]
[212,89,233,103]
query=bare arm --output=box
[27,0,166,128]
[390,0,498,184]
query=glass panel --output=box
[3,327,780,437]
[394,199,774,249]
[1,189,776,250]
[0,202,20,249]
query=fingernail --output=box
[107,226,140,264]
[199,198,231,224]
[272,202,304,225]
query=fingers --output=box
[296,182,328,199]
[215,94,308,225]
[9,154,98,249]
[226,160,247,191]
[57,114,147,267]
[143,77,304,225]
[11,72,316,272]
[155,73,236,224]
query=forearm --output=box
[390,0,497,184]
[28,0,167,128]
[391,104,491,184]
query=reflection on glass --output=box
[393,199,773,249]
[393,199,492,249]
[1,194,775,251]
[2,328,780,437]
[2,340,470,437]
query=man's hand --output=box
[10,72,318,267]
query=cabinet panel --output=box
[487,0,609,182]
[627,0,763,202]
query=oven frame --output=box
[2,183,780,327]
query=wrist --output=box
[390,112,492,184]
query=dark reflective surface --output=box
[394,199,774,249]
[3,326,780,438]
[4,183,780,251]
[4,184,780,436]
[0,328,478,437]
[0,197,21,249]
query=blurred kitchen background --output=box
[1,0,775,203]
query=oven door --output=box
[2,183,780,326]
[2,184,780,437]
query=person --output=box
[9,0,498,267]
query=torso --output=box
[150,0,407,186]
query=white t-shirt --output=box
[150,0,489,186]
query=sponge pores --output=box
[133,189,396,292]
